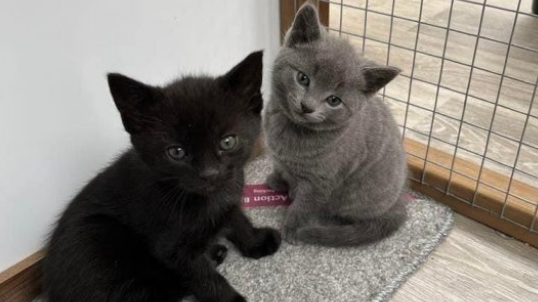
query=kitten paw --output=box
[288,188,298,200]
[211,293,247,302]
[283,226,300,245]
[231,295,247,302]
[282,210,306,245]
[242,228,281,259]
[207,244,228,266]
[266,171,288,192]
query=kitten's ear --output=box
[107,73,161,134]
[361,65,401,94]
[221,51,263,114]
[285,3,322,47]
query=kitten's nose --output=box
[200,168,220,181]
[300,102,314,114]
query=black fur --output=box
[42,51,281,302]
[207,244,228,266]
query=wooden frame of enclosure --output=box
[279,0,538,247]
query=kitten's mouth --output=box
[194,181,225,194]
[285,95,324,124]
[289,108,324,124]
[190,185,217,195]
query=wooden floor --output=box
[391,213,538,302]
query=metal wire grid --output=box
[293,0,538,232]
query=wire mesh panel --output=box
[282,0,538,244]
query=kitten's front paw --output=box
[231,295,247,302]
[283,226,299,245]
[210,293,247,302]
[288,187,298,200]
[207,244,228,266]
[283,211,305,245]
[266,171,288,192]
[242,228,281,259]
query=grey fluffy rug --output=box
[211,154,454,302]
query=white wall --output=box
[0,0,280,272]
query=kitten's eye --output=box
[326,96,342,107]
[296,71,310,87]
[167,146,186,160]
[219,135,238,151]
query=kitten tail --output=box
[296,202,407,247]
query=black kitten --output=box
[42,51,281,302]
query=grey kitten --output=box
[264,3,408,246]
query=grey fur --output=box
[264,3,407,246]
